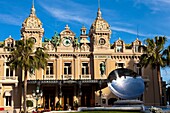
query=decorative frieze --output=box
[94,55,111,59]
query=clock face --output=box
[63,38,71,47]
[99,38,106,45]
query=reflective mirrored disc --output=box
[107,68,145,99]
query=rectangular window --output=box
[136,63,142,75]
[7,42,13,51]
[5,96,12,106]
[6,63,14,78]
[116,45,123,52]
[135,45,140,52]
[82,63,89,75]
[46,63,53,75]
[117,63,124,68]
[6,68,9,77]
[64,63,71,75]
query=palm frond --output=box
[139,36,168,69]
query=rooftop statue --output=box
[51,31,61,47]
[44,37,50,42]
[73,37,80,48]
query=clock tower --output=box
[20,2,44,47]
[56,25,75,52]
[89,8,112,52]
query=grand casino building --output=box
[0,3,166,112]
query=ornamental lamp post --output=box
[32,80,43,112]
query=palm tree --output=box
[163,45,170,66]
[139,36,167,106]
[7,38,49,113]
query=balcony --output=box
[63,75,73,80]
[0,76,18,86]
[80,74,91,79]
[44,75,55,80]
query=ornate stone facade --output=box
[0,3,165,113]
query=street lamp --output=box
[32,80,43,111]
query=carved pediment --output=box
[80,44,90,51]
[5,37,14,43]
[60,25,75,36]
[115,38,124,45]
[4,36,15,46]
[133,38,142,45]
[44,42,55,51]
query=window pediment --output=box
[5,37,15,44]
[133,38,142,45]
[116,40,124,45]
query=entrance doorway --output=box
[43,87,55,110]
[62,86,74,110]
[81,86,92,107]
[63,94,73,110]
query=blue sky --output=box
[0,0,169,82]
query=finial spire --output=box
[97,8,102,19]
[65,24,70,29]
[97,0,102,19]
[32,0,34,8]
[30,0,36,17]
[98,0,100,9]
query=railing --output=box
[28,74,92,80]
[80,74,91,79]
[1,76,18,80]
[44,75,55,80]
[63,75,73,80]
[0,76,18,86]
[62,75,92,80]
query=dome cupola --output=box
[20,1,44,47]
[21,2,42,28]
[89,8,111,35]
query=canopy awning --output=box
[27,79,107,84]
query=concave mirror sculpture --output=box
[107,68,145,99]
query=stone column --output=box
[91,85,95,106]
[55,86,59,107]
[59,81,63,107]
